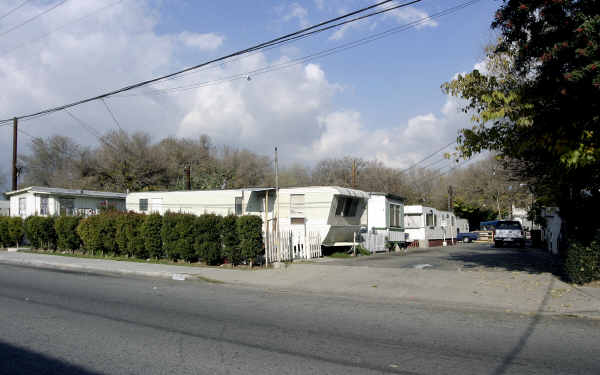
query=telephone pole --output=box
[274,147,279,234]
[351,159,357,189]
[184,164,191,190]
[12,117,18,191]
[448,185,454,212]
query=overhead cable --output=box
[0,0,422,124]
[0,0,69,38]
[0,0,32,22]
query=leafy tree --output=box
[442,0,600,241]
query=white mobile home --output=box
[363,192,406,252]
[404,205,457,247]
[126,186,369,247]
[5,186,126,218]
[456,218,469,235]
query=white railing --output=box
[265,230,322,263]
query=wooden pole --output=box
[275,147,280,260]
[12,117,18,191]
[264,192,269,266]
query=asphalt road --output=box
[1,264,598,375]
[321,243,562,274]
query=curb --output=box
[0,258,199,282]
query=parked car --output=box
[457,232,478,243]
[494,220,525,248]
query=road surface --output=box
[1,264,598,375]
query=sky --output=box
[0,0,499,190]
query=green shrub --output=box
[237,215,263,267]
[174,214,197,262]
[55,216,81,252]
[24,216,43,248]
[564,240,600,284]
[0,216,11,247]
[221,215,241,265]
[142,213,163,259]
[8,217,25,247]
[77,213,118,255]
[115,212,145,258]
[40,217,57,250]
[98,213,118,255]
[195,214,223,265]
[24,216,57,250]
[161,212,181,261]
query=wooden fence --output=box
[265,230,322,263]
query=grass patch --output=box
[328,252,352,259]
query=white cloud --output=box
[383,3,438,29]
[281,3,309,28]
[0,0,472,182]
[301,94,467,169]
[178,32,224,51]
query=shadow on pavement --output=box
[0,341,101,375]
[491,278,555,375]
[446,247,563,275]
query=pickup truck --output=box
[456,232,478,243]
[494,220,525,248]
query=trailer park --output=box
[1,184,551,265]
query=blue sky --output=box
[0,0,499,190]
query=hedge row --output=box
[1,213,264,266]
[564,238,600,284]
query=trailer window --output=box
[346,198,359,217]
[335,197,360,217]
[40,197,49,215]
[426,211,435,227]
[19,198,26,216]
[389,204,403,228]
[235,197,243,215]
[290,194,305,217]
[139,199,148,212]
[405,214,421,228]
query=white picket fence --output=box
[265,230,322,263]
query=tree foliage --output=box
[443,0,600,241]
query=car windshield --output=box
[497,221,522,230]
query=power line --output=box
[1,0,124,56]
[116,0,481,97]
[101,98,124,131]
[399,140,457,174]
[0,0,69,38]
[0,0,31,22]
[0,0,422,124]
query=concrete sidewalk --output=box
[1,251,599,319]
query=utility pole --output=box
[274,147,280,261]
[12,117,18,191]
[184,164,191,190]
[448,185,453,212]
[351,159,357,189]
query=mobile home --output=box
[126,186,369,248]
[362,192,406,252]
[5,186,126,218]
[404,205,458,247]
[456,218,469,235]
